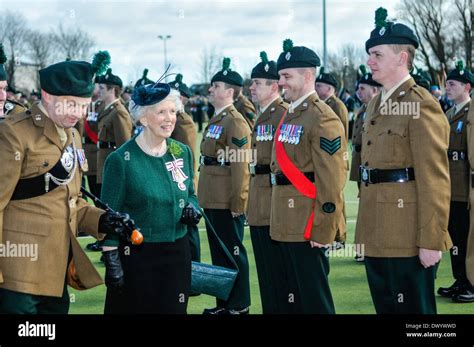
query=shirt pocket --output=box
[375,124,407,165]
[22,151,59,178]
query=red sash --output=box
[84,120,98,144]
[275,110,317,240]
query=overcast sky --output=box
[6,0,400,85]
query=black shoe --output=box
[354,254,365,262]
[86,241,102,252]
[452,287,474,303]
[203,307,228,315]
[437,281,463,298]
[189,292,201,297]
[228,306,249,315]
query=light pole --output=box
[158,35,172,81]
[322,0,327,67]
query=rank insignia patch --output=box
[232,137,248,147]
[320,136,341,155]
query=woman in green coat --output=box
[101,82,201,314]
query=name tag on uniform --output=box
[206,125,224,139]
[278,123,303,144]
[256,124,274,141]
[456,120,463,134]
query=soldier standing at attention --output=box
[198,58,252,315]
[270,39,347,314]
[247,51,288,313]
[169,73,201,264]
[355,8,452,314]
[232,73,257,130]
[350,65,381,191]
[438,61,474,303]
[96,68,133,187]
[0,52,132,314]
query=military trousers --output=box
[250,225,288,314]
[0,283,69,314]
[364,256,437,314]
[276,241,335,314]
[447,201,471,286]
[204,209,250,310]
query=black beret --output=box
[365,8,419,53]
[446,61,474,85]
[251,51,279,80]
[102,68,123,88]
[135,68,154,88]
[277,39,320,72]
[0,43,7,81]
[211,57,243,87]
[357,65,382,87]
[316,67,339,89]
[131,83,171,106]
[39,51,111,97]
[169,73,192,98]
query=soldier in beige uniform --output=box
[247,52,288,313]
[467,98,474,298]
[438,62,474,303]
[0,44,26,119]
[355,8,452,314]
[350,65,381,189]
[169,73,201,264]
[96,68,133,185]
[270,39,347,314]
[0,53,134,314]
[234,90,257,130]
[198,58,252,315]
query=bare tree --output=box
[26,30,58,90]
[53,23,95,61]
[398,0,471,87]
[2,11,28,90]
[197,46,221,83]
[327,44,367,93]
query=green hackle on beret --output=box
[175,73,183,83]
[456,60,465,72]
[283,39,293,53]
[375,7,388,28]
[260,51,269,65]
[319,66,325,75]
[91,50,111,76]
[359,65,367,76]
[0,44,7,65]
[143,68,149,78]
[222,57,231,71]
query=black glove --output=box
[102,249,125,293]
[99,211,134,239]
[180,203,202,226]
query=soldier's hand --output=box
[180,203,202,226]
[98,211,133,239]
[231,211,244,218]
[309,240,325,248]
[102,249,125,293]
[419,248,442,268]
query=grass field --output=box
[69,132,474,314]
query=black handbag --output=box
[191,210,238,301]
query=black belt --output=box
[84,136,95,145]
[471,171,474,188]
[199,155,230,166]
[270,172,315,186]
[359,166,415,184]
[249,164,271,175]
[353,144,361,152]
[98,141,116,149]
[447,150,466,160]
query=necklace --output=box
[136,132,167,157]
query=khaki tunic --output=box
[270,93,347,244]
[171,111,198,190]
[465,98,474,284]
[0,104,104,297]
[355,78,452,257]
[446,105,470,202]
[326,95,349,140]
[198,104,251,213]
[350,105,366,182]
[81,100,105,176]
[234,94,257,130]
[247,97,288,226]
[4,99,27,116]
[96,100,133,183]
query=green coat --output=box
[101,136,198,245]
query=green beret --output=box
[365,8,419,53]
[102,68,123,88]
[135,68,155,88]
[446,60,474,85]
[39,50,110,97]
[277,39,320,72]
[0,43,7,81]
[251,51,279,80]
[169,73,192,98]
[316,67,339,89]
[357,65,381,87]
[211,57,243,87]
[410,66,432,91]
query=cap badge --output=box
[379,26,386,36]
[285,52,291,61]
[264,64,269,72]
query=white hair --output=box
[128,88,183,124]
